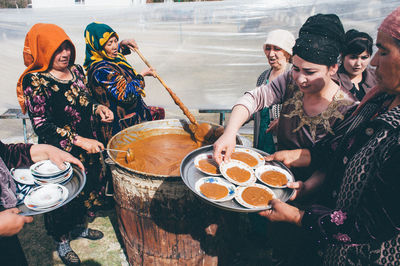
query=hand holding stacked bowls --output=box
[30,160,73,185]
[194,147,293,210]
[18,160,71,211]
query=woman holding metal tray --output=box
[213,13,360,265]
[262,7,400,265]
[0,140,83,265]
[213,14,358,202]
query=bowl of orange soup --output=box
[235,184,276,209]
[255,165,293,188]
[195,177,235,202]
[219,160,256,186]
[194,153,221,176]
[230,148,265,168]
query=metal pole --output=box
[22,119,27,143]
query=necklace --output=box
[283,85,354,142]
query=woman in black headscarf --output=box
[214,13,359,265]
[214,14,357,195]
[262,7,400,265]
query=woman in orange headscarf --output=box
[17,23,113,265]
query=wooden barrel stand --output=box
[112,165,221,265]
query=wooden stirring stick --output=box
[133,47,213,143]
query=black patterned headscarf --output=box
[293,14,345,66]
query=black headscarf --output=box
[293,14,345,66]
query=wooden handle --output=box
[134,48,198,126]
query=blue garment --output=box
[86,60,153,144]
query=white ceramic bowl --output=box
[24,184,67,208]
[234,183,276,210]
[33,167,73,185]
[27,187,69,210]
[194,153,221,176]
[11,168,35,185]
[219,159,256,186]
[255,165,293,188]
[195,176,236,202]
[230,148,265,168]
[30,160,71,177]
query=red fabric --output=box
[378,6,400,41]
[148,106,165,121]
[354,6,400,115]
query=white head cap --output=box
[263,29,296,55]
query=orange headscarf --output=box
[16,23,76,114]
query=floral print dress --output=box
[23,64,106,239]
[24,65,95,149]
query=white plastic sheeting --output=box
[0,0,398,114]
[32,0,143,8]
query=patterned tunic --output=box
[86,60,164,146]
[23,64,106,238]
[304,94,400,265]
[23,65,96,150]
[235,70,358,180]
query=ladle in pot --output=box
[104,148,134,163]
[133,47,214,144]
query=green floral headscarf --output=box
[84,22,133,71]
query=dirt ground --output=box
[19,209,128,266]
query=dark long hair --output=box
[342,29,373,57]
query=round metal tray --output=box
[18,165,86,216]
[180,145,294,213]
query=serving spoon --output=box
[104,148,134,163]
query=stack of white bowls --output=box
[11,168,35,205]
[24,183,69,211]
[21,160,72,211]
[30,160,73,185]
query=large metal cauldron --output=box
[107,119,247,265]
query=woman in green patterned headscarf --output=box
[84,22,135,73]
[84,22,165,146]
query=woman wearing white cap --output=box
[254,29,295,154]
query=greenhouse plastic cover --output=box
[0,0,398,113]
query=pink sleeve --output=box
[234,70,290,115]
